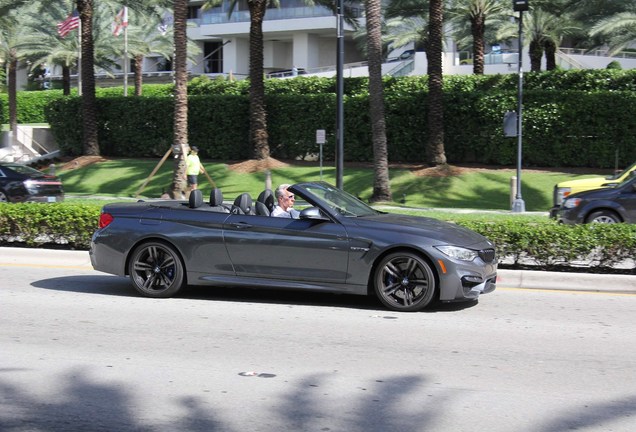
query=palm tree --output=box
[75,0,99,156]
[115,12,174,96]
[497,7,578,71]
[246,0,270,160]
[427,0,447,166]
[590,12,636,55]
[0,1,30,148]
[171,0,189,198]
[448,0,507,74]
[365,0,391,202]
[384,0,429,52]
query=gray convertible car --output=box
[90,182,497,312]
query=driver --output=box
[272,184,300,218]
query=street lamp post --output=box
[512,0,528,213]
[335,0,344,189]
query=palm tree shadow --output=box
[0,367,228,432]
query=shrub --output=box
[0,203,634,274]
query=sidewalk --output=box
[1,247,634,293]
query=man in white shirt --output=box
[271,184,299,218]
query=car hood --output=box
[569,185,620,200]
[353,213,493,248]
[557,176,617,189]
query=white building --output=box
[186,0,367,78]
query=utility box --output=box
[503,111,518,137]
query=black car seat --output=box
[256,189,275,216]
[231,193,254,215]
[188,189,203,208]
[209,188,230,212]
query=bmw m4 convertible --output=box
[90,182,497,312]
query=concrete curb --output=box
[1,247,634,293]
[497,269,635,293]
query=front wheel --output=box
[128,241,185,298]
[373,252,436,312]
[585,210,621,224]
[0,190,9,203]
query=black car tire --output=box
[585,210,621,224]
[128,241,185,298]
[0,190,9,203]
[373,251,436,312]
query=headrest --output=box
[233,193,253,214]
[257,189,275,210]
[210,188,224,206]
[188,189,203,208]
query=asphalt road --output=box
[1,249,636,432]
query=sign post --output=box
[316,129,326,181]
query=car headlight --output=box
[24,180,39,193]
[435,245,478,262]
[555,187,571,205]
[563,198,582,209]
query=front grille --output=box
[479,248,496,263]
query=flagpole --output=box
[77,18,82,96]
[123,25,129,96]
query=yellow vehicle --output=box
[549,161,636,217]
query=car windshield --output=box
[299,182,380,217]
[606,161,636,180]
[2,164,44,176]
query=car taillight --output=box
[99,212,114,228]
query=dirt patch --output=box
[60,155,110,171]
[227,157,291,174]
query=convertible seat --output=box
[210,188,230,213]
[231,193,254,215]
[188,189,203,208]
[256,189,275,216]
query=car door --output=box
[222,213,349,284]
[618,182,636,222]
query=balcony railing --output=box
[191,5,365,25]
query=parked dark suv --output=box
[556,175,636,224]
[0,162,64,203]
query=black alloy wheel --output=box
[373,251,436,312]
[129,241,185,297]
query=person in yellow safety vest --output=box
[185,146,204,191]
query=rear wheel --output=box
[0,190,9,203]
[373,252,436,312]
[585,210,621,224]
[128,241,185,297]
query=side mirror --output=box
[299,207,329,221]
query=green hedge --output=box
[44,89,636,168]
[0,203,634,273]
[5,69,636,168]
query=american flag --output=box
[57,10,80,38]
[113,7,128,37]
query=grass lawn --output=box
[56,158,604,213]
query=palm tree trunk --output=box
[62,65,71,95]
[77,0,99,156]
[472,15,485,75]
[134,55,143,96]
[529,39,543,71]
[171,0,189,199]
[8,55,17,145]
[248,0,269,160]
[544,39,557,70]
[366,0,391,202]
[427,0,447,166]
